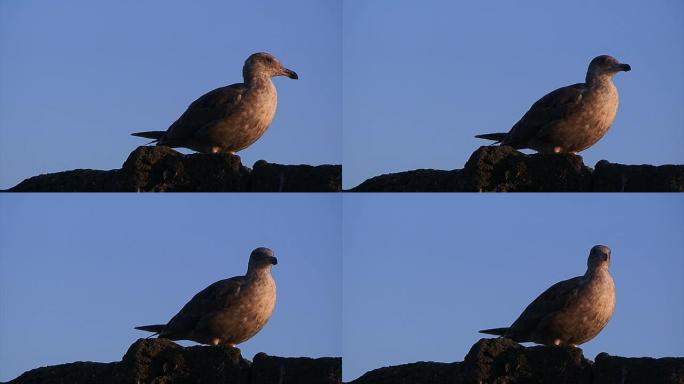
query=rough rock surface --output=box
[349,361,460,384]
[250,160,342,192]
[592,160,684,192]
[349,338,684,384]
[8,146,341,192]
[351,146,684,192]
[6,338,341,384]
[593,352,684,384]
[251,353,342,384]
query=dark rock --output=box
[459,338,592,384]
[350,362,460,384]
[6,339,341,384]
[349,146,684,192]
[251,352,341,384]
[5,169,120,192]
[8,146,341,192]
[457,146,592,192]
[5,362,117,384]
[117,146,251,192]
[348,338,684,384]
[115,339,250,384]
[593,352,684,384]
[250,161,342,192]
[351,169,460,192]
[592,160,684,192]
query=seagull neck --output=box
[244,73,273,89]
[585,266,610,278]
[246,266,272,281]
[586,73,614,89]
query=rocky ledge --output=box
[5,338,341,384]
[350,338,684,384]
[8,146,341,192]
[350,146,684,192]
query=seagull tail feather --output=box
[474,133,507,143]
[135,324,165,334]
[479,327,508,336]
[131,131,166,141]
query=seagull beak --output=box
[269,256,278,265]
[618,63,631,72]
[279,67,299,80]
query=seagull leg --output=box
[210,147,236,155]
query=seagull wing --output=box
[162,83,247,145]
[504,83,586,148]
[506,275,583,340]
[159,276,245,339]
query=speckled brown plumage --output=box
[476,55,630,153]
[135,247,278,347]
[132,52,298,154]
[479,245,616,346]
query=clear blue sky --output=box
[0,0,341,189]
[342,194,684,381]
[0,194,341,381]
[343,0,684,188]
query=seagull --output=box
[476,55,630,153]
[479,245,616,346]
[135,247,278,347]
[132,52,298,154]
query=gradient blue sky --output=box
[343,0,684,188]
[0,195,341,381]
[0,0,341,189]
[343,194,684,381]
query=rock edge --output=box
[349,338,684,384]
[350,146,684,192]
[8,146,341,192]
[6,338,341,384]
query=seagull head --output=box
[244,52,298,80]
[248,247,278,270]
[588,245,611,270]
[586,55,631,82]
